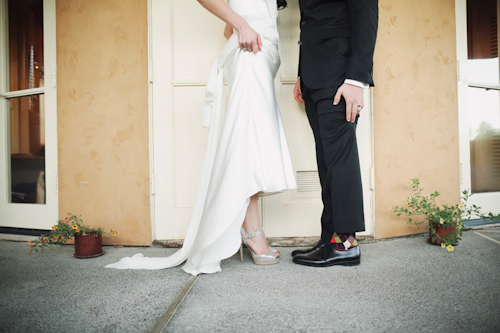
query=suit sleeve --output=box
[298,46,301,79]
[346,0,378,86]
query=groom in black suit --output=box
[292,0,378,267]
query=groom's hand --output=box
[334,83,364,123]
[293,79,304,104]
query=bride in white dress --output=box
[106,0,296,276]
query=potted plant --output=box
[29,213,117,258]
[393,179,499,251]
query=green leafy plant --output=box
[393,178,499,251]
[29,213,117,253]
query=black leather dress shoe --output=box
[291,239,327,257]
[292,243,361,267]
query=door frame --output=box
[149,0,174,240]
[456,0,500,216]
[149,0,375,241]
[0,0,58,229]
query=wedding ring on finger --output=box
[357,104,362,109]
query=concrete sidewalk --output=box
[1,226,499,333]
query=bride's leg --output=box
[242,194,279,257]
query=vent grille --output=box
[296,171,321,193]
[492,132,500,178]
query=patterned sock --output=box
[331,232,357,251]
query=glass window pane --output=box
[468,87,500,193]
[467,0,498,84]
[7,0,44,92]
[9,95,45,204]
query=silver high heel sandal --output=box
[240,226,280,265]
[239,226,278,261]
[239,243,277,262]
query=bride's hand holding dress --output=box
[198,0,261,53]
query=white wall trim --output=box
[151,0,175,240]
[44,0,58,225]
[456,0,471,192]
[147,0,156,241]
[369,87,376,238]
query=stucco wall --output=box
[373,0,460,238]
[56,0,151,245]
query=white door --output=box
[456,0,500,216]
[150,0,374,240]
[261,1,374,238]
[0,0,58,229]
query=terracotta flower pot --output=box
[74,234,104,259]
[427,221,459,246]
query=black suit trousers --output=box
[301,81,365,241]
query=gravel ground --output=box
[1,226,499,333]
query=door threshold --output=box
[464,219,500,228]
[0,227,51,237]
[153,236,376,248]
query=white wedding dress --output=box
[106,0,297,275]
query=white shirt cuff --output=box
[345,79,369,89]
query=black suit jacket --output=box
[298,0,378,89]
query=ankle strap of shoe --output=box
[243,226,263,239]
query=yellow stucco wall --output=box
[56,0,151,245]
[373,0,460,238]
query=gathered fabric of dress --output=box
[105,0,297,276]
